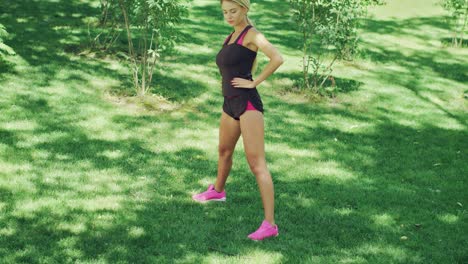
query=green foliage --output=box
[124,0,187,52]
[120,0,188,95]
[86,0,122,51]
[441,0,467,16]
[94,0,188,95]
[440,0,468,47]
[0,24,15,57]
[289,0,384,93]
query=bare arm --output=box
[251,32,284,86]
[231,31,284,89]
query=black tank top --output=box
[216,25,257,97]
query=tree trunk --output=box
[118,0,139,91]
[459,3,468,46]
[303,32,309,90]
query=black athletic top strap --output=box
[223,32,234,45]
[233,25,253,44]
[223,25,253,46]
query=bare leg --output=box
[239,111,275,225]
[214,112,241,192]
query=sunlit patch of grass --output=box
[268,143,319,158]
[0,227,15,236]
[0,172,37,194]
[354,243,420,262]
[369,0,445,19]
[127,226,146,238]
[12,198,66,218]
[437,213,459,224]
[313,161,359,182]
[56,221,87,235]
[204,249,284,264]
[335,207,354,216]
[372,213,397,227]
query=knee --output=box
[218,145,234,159]
[246,155,266,175]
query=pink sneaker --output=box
[192,184,226,203]
[248,220,279,241]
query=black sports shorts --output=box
[222,89,264,120]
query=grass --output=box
[0,0,467,263]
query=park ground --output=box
[0,0,467,263]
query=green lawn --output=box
[0,0,467,263]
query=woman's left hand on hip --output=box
[231,78,255,89]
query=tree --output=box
[117,0,187,96]
[441,0,468,47]
[87,0,122,52]
[289,0,384,93]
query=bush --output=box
[93,0,188,96]
[440,0,468,47]
[289,0,384,93]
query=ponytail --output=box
[246,15,254,25]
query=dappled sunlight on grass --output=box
[353,243,421,263]
[437,213,460,224]
[0,170,36,194]
[334,207,354,216]
[268,143,319,158]
[372,213,397,227]
[2,120,39,131]
[313,162,359,182]
[369,0,445,20]
[204,249,284,264]
[0,0,466,262]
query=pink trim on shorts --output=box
[246,101,257,111]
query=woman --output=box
[192,0,284,241]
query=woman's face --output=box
[222,1,246,27]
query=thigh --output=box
[219,111,241,151]
[239,110,265,159]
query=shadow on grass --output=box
[1,0,467,263]
[357,16,467,128]
[154,68,213,102]
[362,16,451,38]
[274,71,363,95]
[0,58,17,78]
[1,62,467,262]
[440,37,468,47]
[0,0,212,102]
[0,0,97,69]
[0,0,145,103]
[364,48,467,127]
[0,129,17,146]
[362,47,468,84]
[1,95,466,263]
[361,17,467,83]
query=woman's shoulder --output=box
[248,26,261,35]
[245,27,263,40]
[245,27,268,44]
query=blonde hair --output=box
[221,0,254,25]
[220,0,258,73]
